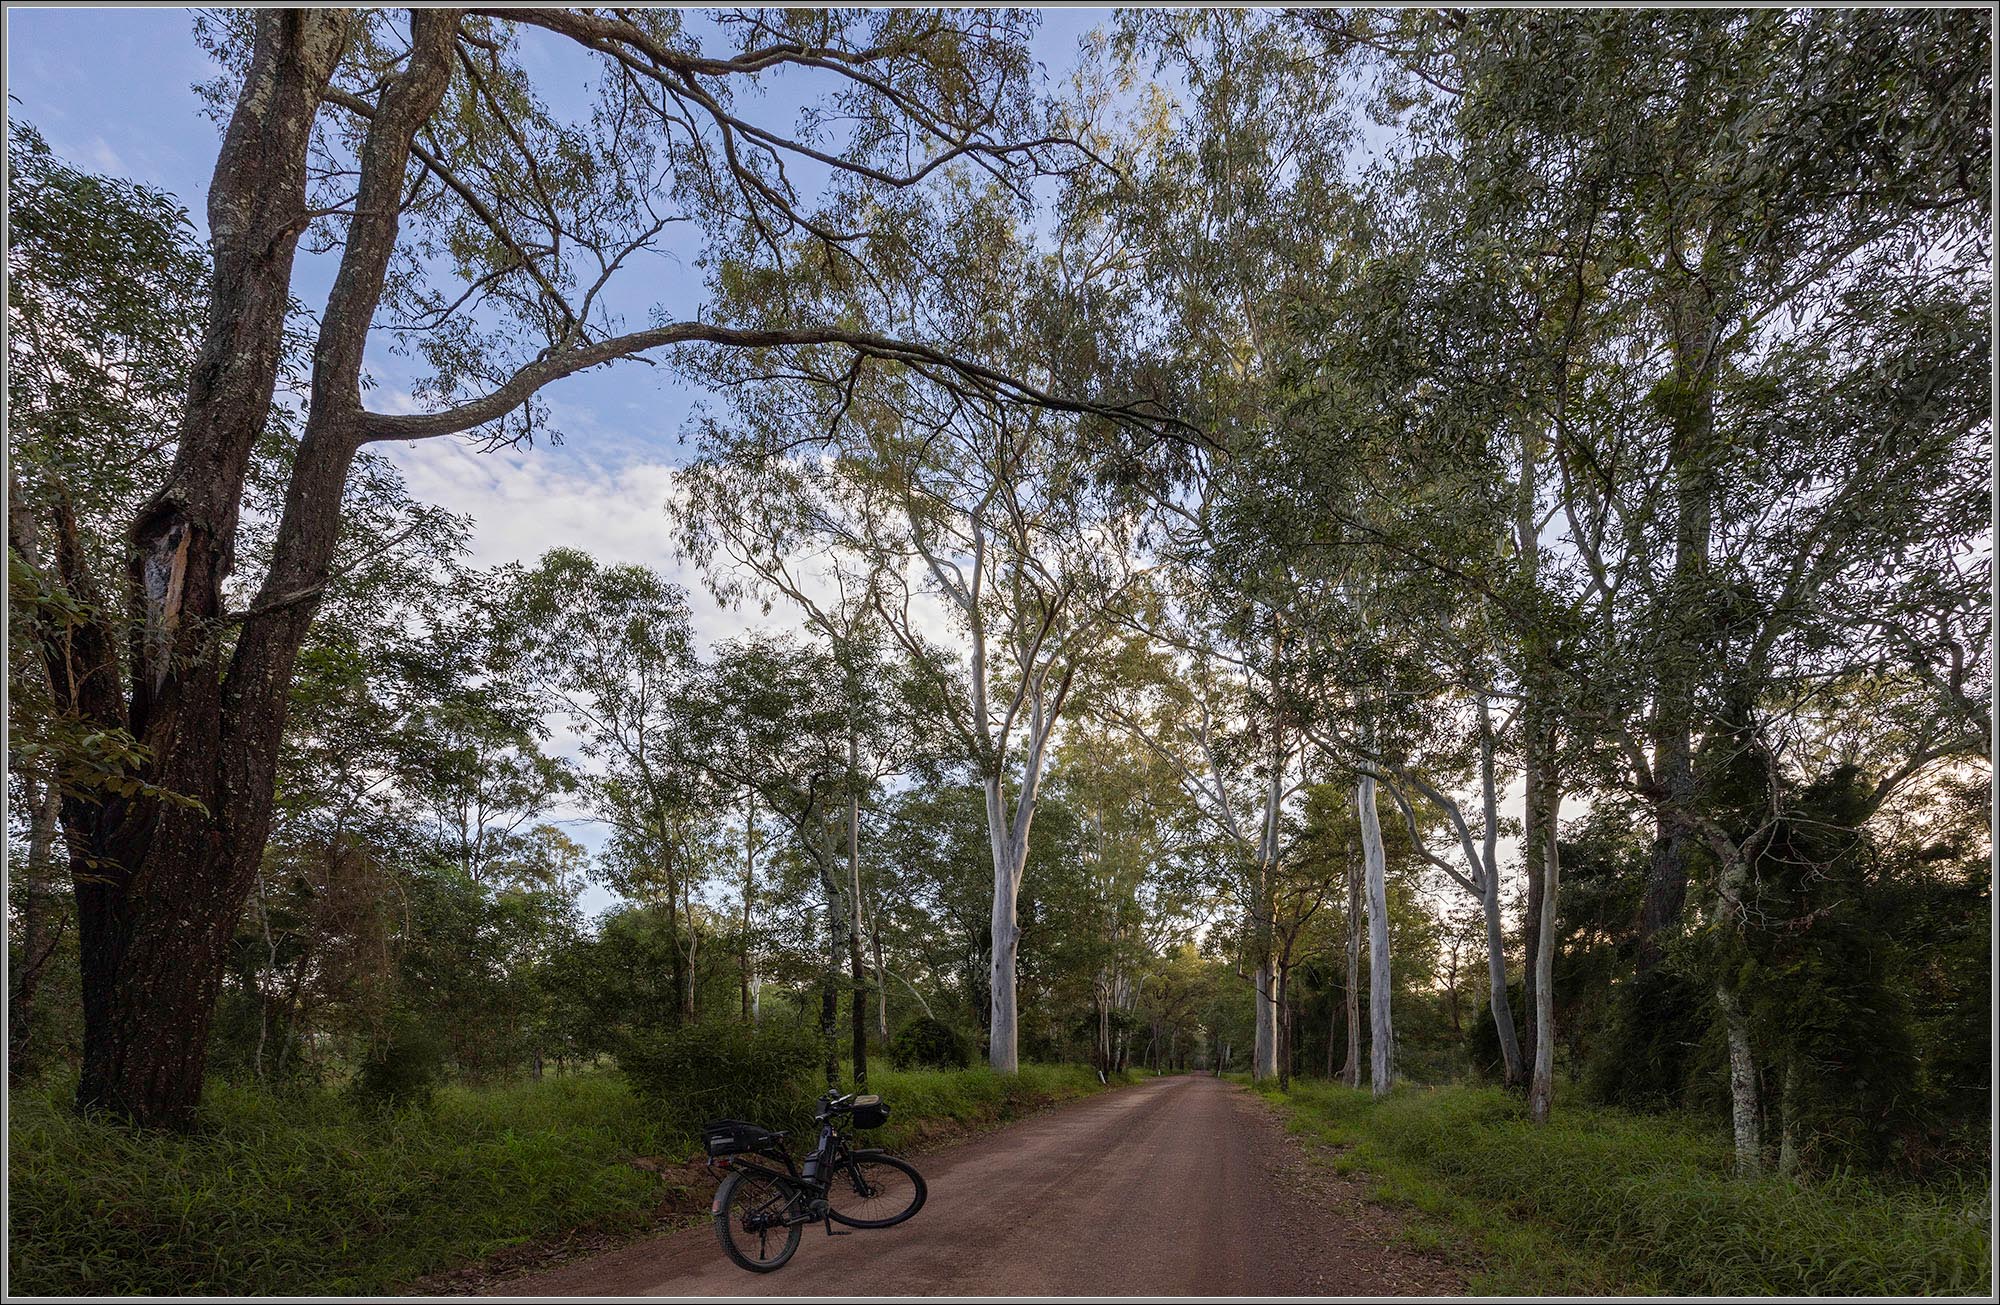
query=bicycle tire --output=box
[713,1168,803,1272]
[824,1150,927,1229]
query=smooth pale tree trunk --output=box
[741,796,756,1023]
[814,819,846,1087]
[976,664,1067,1074]
[1528,796,1562,1124]
[1479,871,1521,1081]
[1722,986,1761,1175]
[1357,775,1394,1096]
[1341,852,1362,1088]
[1712,844,1763,1176]
[845,750,868,1086]
[1522,790,1545,1075]
[869,898,890,1040]
[1250,722,1285,1081]
[1252,961,1278,1080]
[1515,420,1550,1077]
[984,795,1030,1073]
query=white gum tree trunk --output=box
[986,812,1028,1073]
[1357,774,1394,1096]
[1253,960,1279,1079]
[1712,843,1763,1175]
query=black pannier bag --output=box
[850,1094,890,1129]
[702,1118,781,1158]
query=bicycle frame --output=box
[710,1110,857,1230]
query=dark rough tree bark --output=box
[30,7,1169,1128]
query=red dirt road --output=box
[498,1075,1461,1297]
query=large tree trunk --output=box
[1357,775,1394,1096]
[986,827,1024,1073]
[55,10,397,1129]
[1528,789,1561,1123]
[982,733,1051,1074]
[1638,278,1720,974]
[1252,959,1278,1080]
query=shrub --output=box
[616,1021,823,1132]
[889,1016,973,1070]
[352,1010,449,1110]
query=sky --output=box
[5,6,1126,913]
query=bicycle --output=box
[702,1088,928,1272]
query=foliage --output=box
[351,1010,451,1111]
[616,1021,825,1135]
[889,1016,974,1071]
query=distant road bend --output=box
[500,1074,1462,1297]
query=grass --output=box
[1257,1079,1993,1297]
[7,1062,1125,1296]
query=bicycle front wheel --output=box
[714,1168,803,1272]
[824,1151,926,1228]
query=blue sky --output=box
[7,6,1120,584]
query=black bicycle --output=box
[702,1089,927,1272]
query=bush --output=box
[352,1010,449,1110]
[889,1016,973,1070]
[616,1021,823,1132]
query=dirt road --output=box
[499,1074,1461,1297]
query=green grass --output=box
[8,1063,1127,1296]
[1257,1080,1992,1297]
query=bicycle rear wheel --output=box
[824,1151,926,1228]
[714,1169,803,1271]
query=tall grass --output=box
[1263,1080,1991,1297]
[8,1063,1124,1296]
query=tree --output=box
[688,175,1159,1071]
[508,549,707,1021]
[16,6,1174,1127]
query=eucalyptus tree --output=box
[507,549,710,1021]
[14,6,1175,1127]
[697,632,906,1086]
[681,455,951,1046]
[1042,722,1205,1074]
[687,170,1163,1072]
[1089,579,1309,1083]
[1308,5,1991,1157]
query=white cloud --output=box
[382,438,795,651]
